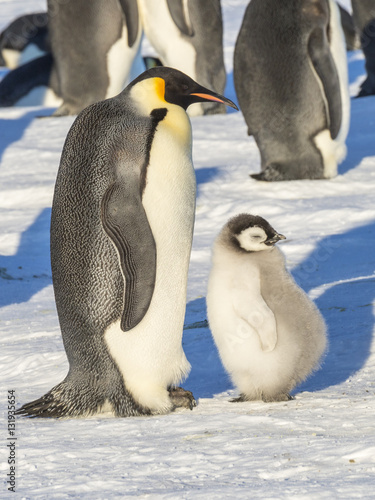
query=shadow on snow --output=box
[0,109,46,164]
[293,220,375,392]
[0,207,51,307]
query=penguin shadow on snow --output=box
[339,95,375,175]
[347,54,366,89]
[195,166,221,194]
[340,55,375,175]
[0,208,51,307]
[0,108,51,164]
[183,297,232,398]
[292,221,375,392]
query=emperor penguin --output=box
[233,0,350,181]
[206,214,327,402]
[338,5,361,52]
[137,0,226,116]
[0,12,49,69]
[0,13,58,108]
[48,0,143,116]
[16,67,237,418]
[0,1,143,112]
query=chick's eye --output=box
[251,235,262,239]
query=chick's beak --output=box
[266,233,286,245]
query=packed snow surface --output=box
[0,0,374,498]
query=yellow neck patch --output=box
[154,77,166,102]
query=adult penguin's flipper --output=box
[118,0,140,47]
[308,28,342,139]
[101,181,156,332]
[166,0,194,36]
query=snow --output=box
[1,0,375,498]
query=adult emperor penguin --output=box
[0,1,142,111]
[48,0,142,116]
[0,12,49,69]
[137,0,226,116]
[206,214,327,402]
[16,67,237,418]
[233,0,350,181]
[0,13,58,108]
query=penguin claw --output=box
[230,394,248,403]
[168,387,196,410]
[262,393,294,403]
[230,393,294,403]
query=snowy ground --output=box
[1,0,374,498]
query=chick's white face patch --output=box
[236,227,268,252]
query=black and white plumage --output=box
[16,67,237,418]
[0,12,49,69]
[138,0,226,115]
[0,0,142,112]
[233,0,350,181]
[207,214,327,402]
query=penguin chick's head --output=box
[129,66,238,111]
[224,213,286,253]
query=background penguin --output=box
[233,0,350,181]
[206,214,327,402]
[47,0,143,116]
[0,1,142,112]
[133,0,227,116]
[1,1,226,116]
[338,4,361,51]
[0,12,58,108]
[351,0,375,97]
[16,67,237,418]
[0,12,49,68]
[0,53,61,108]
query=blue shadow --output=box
[348,54,366,87]
[183,297,232,398]
[292,220,375,392]
[0,109,51,164]
[339,94,375,175]
[195,166,220,186]
[0,207,52,307]
[224,70,239,114]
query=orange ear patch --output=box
[154,78,166,102]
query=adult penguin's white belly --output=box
[105,104,196,413]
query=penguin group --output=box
[10,0,371,417]
[0,0,225,116]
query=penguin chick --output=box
[206,214,327,403]
[16,67,237,418]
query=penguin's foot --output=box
[262,393,294,403]
[230,392,294,403]
[168,386,196,411]
[356,76,375,98]
[251,163,323,182]
[250,164,286,182]
[230,394,248,403]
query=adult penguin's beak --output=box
[190,89,238,110]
